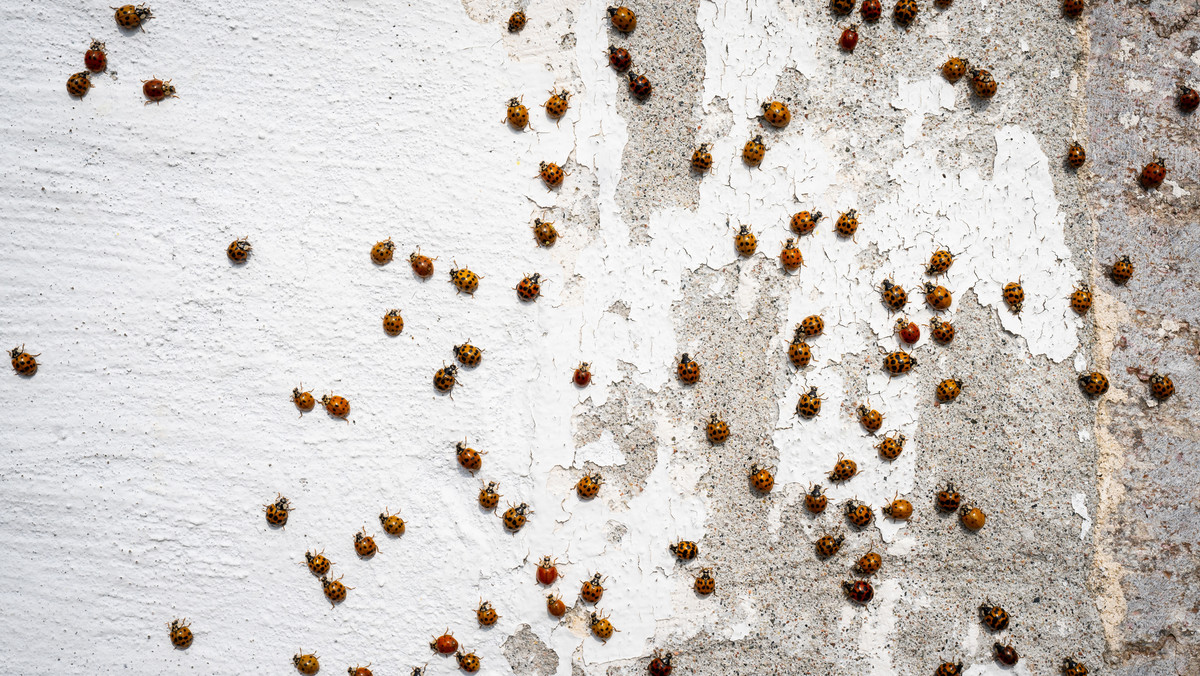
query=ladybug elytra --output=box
[354,528,377,557]
[876,432,905,460]
[294,652,321,675]
[10,345,39,376]
[694,568,716,595]
[780,238,805,272]
[382,309,405,336]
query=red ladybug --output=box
[1139,158,1167,189]
[607,46,632,72]
[842,579,874,604]
[430,631,458,654]
[536,556,559,585]
[573,362,593,387]
[860,0,882,20]
[1179,85,1199,113]
[839,25,859,52]
[84,40,107,72]
[628,71,652,99]
[895,318,919,344]
[648,651,673,676]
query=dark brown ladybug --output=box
[860,0,882,20]
[628,71,652,99]
[1139,158,1166,189]
[994,643,1019,666]
[842,579,873,604]
[1062,0,1083,18]
[893,0,918,26]
[607,45,632,72]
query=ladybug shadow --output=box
[966,94,993,113]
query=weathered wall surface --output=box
[0,0,1194,674]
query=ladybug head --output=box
[808,483,823,496]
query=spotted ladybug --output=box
[540,161,566,187]
[934,662,963,676]
[896,317,920,344]
[608,5,637,31]
[1078,371,1109,397]
[834,210,859,239]
[580,572,606,602]
[478,481,502,510]
[705,413,729,444]
[788,329,813,368]
[960,504,986,531]
[350,664,373,676]
[434,364,459,393]
[168,618,193,649]
[1179,85,1199,113]
[608,45,632,72]
[882,351,916,376]
[505,97,529,129]
[516,273,543,301]
[85,40,107,72]
[844,500,873,528]
[804,484,828,514]
[749,464,775,493]
[1149,372,1174,401]
[1067,142,1087,169]
[382,309,405,336]
[969,67,998,98]
[942,57,967,83]
[882,496,913,520]
[742,135,767,167]
[507,11,526,31]
[994,643,1019,666]
[692,144,714,173]
[929,317,955,344]
[321,393,350,419]
[1062,657,1089,676]
[456,441,483,474]
[573,362,593,387]
[304,549,331,576]
[926,248,954,276]
[1110,255,1133,285]
[502,503,530,531]
[589,611,617,642]
[734,224,758,256]
[628,71,653,99]
[648,651,673,676]
[694,568,716,595]
[796,386,823,418]
[979,601,1010,630]
[456,651,481,673]
[893,0,918,26]
[354,528,377,557]
[855,552,882,575]
[1002,281,1025,313]
[10,345,39,376]
[430,631,458,654]
[761,100,791,127]
[294,652,321,675]
[880,279,908,312]
[114,4,152,29]
[1139,158,1166,189]
[924,282,952,311]
[322,574,351,607]
[226,237,251,263]
[544,88,571,121]
[799,314,825,337]
[857,404,883,433]
[670,540,699,560]
[532,218,558,247]
[410,248,436,278]
[842,579,874,604]
[815,533,844,558]
[476,600,499,626]
[576,473,603,499]
[935,482,961,512]
[780,238,805,272]
[876,432,905,460]
[454,341,482,368]
[142,77,177,103]
[264,493,292,527]
[1062,0,1083,18]
[790,210,823,236]
[370,238,395,264]
[449,262,480,295]
[936,378,962,403]
[828,453,857,482]
[1069,286,1092,314]
[832,0,854,13]
[380,509,405,537]
[676,353,701,384]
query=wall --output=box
[0,0,1195,674]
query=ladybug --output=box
[936,378,962,403]
[879,279,908,312]
[934,663,963,676]
[788,330,813,368]
[507,11,526,31]
[1149,372,1175,401]
[454,341,483,368]
[547,593,567,617]
[608,45,632,72]
[142,77,177,103]
[321,393,350,419]
[476,600,499,626]
[935,482,962,512]
[790,210,823,236]
[692,144,714,173]
[705,413,730,444]
[648,651,673,676]
[1067,142,1087,169]
[749,464,775,493]
[1179,85,1200,113]
[370,238,395,264]
[805,484,828,513]
[1139,158,1166,189]
[1069,286,1092,314]
[942,57,967,82]
[1002,281,1025,313]
[608,5,637,31]
[580,572,606,602]
[742,135,767,167]
[834,210,859,239]
[844,500,873,528]
[628,71,653,99]
[573,362,593,387]
[831,0,854,14]
[1062,0,1083,18]
[842,579,874,604]
[761,100,791,127]
[304,549,332,576]
[455,651,481,673]
[860,0,882,20]
[734,224,758,256]
[516,273,543,301]
[855,552,882,576]
[10,345,40,376]
[449,263,481,294]
[960,504,986,531]
[354,528,378,557]
[929,317,955,344]
[294,652,321,675]
[994,643,1019,666]
[815,533,844,558]
[430,631,458,654]
[1078,371,1110,397]
[676,353,701,384]
[924,282,952,310]
[478,481,502,510]
[409,247,436,278]
[926,248,954,275]
[350,665,374,676]
[576,473,604,499]
[540,161,566,187]
[589,612,617,642]
[226,237,252,263]
[969,67,998,98]
[799,314,825,337]
[893,0,918,26]
[882,496,913,520]
[979,601,1010,630]
[114,4,152,29]
[857,404,883,433]
[456,441,483,474]
[1110,255,1133,285]
[379,509,405,537]
[544,88,571,121]
[876,432,905,460]
[322,574,352,606]
[502,503,531,531]
[264,493,292,527]
[1062,657,1089,676]
[828,454,857,482]
[434,364,459,394]
[779,238,805,272]
[795,386,823,418]
[839,24,859,52]
[85,40,107,72]
[670,540,699,560]
[168,618,193,649]
[896,318,920,344]
[382,309,405,336]
[693,568,716,595]
[504,97,529,129]
[882,351,917,376]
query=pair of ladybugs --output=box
[371,239,438,279]
[504,90,573,129]
[292,387,351,419]
[71,72,176,102]
[941,56,998,98]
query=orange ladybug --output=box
[779,238,805,272]
[410,247,436,278]
[805,484,828,513]
[788,328,813,368]
[573,362,593,387]
[430,631,458,654]
[539,161,566,188]
[749,464,775,493]
[501,503,531,531]
[1069,286,1092,314]
[370,238,395,264]
[456,651,481,673]
[855,552,882,575]
[742,135,767,167]
[454,341,483,368]
[576,473,604,499]
[608,5,637,31]
[828,453,857,482]
[799,314,825,337]
[226,237,252,263]
[1002,281,1025,313]
[676,353,701,384]
[1067,142,1087,169]
[354,527,378,557]
[294,652,321,675]
[815,533,844,558]
[379,509,405,536]
[456,441,483,474]
[942,57,968,83]
[761,100,791,127]
[434,364,459,393]
[507,11,526,32]
[1148,373,1175,401]
[168,618,193,649]
[476,600,499,626]
[795,386,822,418]
[1110,255,1133,285]
[142,76,178,104]
[790,210,823,236]
[544,88,571,121]
[515,273,543,301]
[580,572,606,603]
[504,97,529,129]
[113,4,152,29]
[449,262,480,294]
[705,413,729,444]
[926,249,954,276]
[546,594,567,617]
[66,71,93,97]
[734,224,758,256]
[589,611,618,642]
[10,345,40,376]
[969,67,998,98]
[882,496,913,520]
[322,574,352,607]
[532,218,558,247]
[478,481,501,510]
[834,210,859,239]
[935,378,963,403]
[924,282,952,310]
[876,432,905,460]
[536,556,559,585]
[693,568,716,595]
[264,493,292,527]
[670,540,699,560]
[893,0,918,25]
[1139,158,1166,189]
[382,309,404,336]
[304,549,332,576]
[321,393,350,419]
[692,143,713,173]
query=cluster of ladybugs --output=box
[65,5,177,104]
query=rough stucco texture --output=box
[0,0,1196,674]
